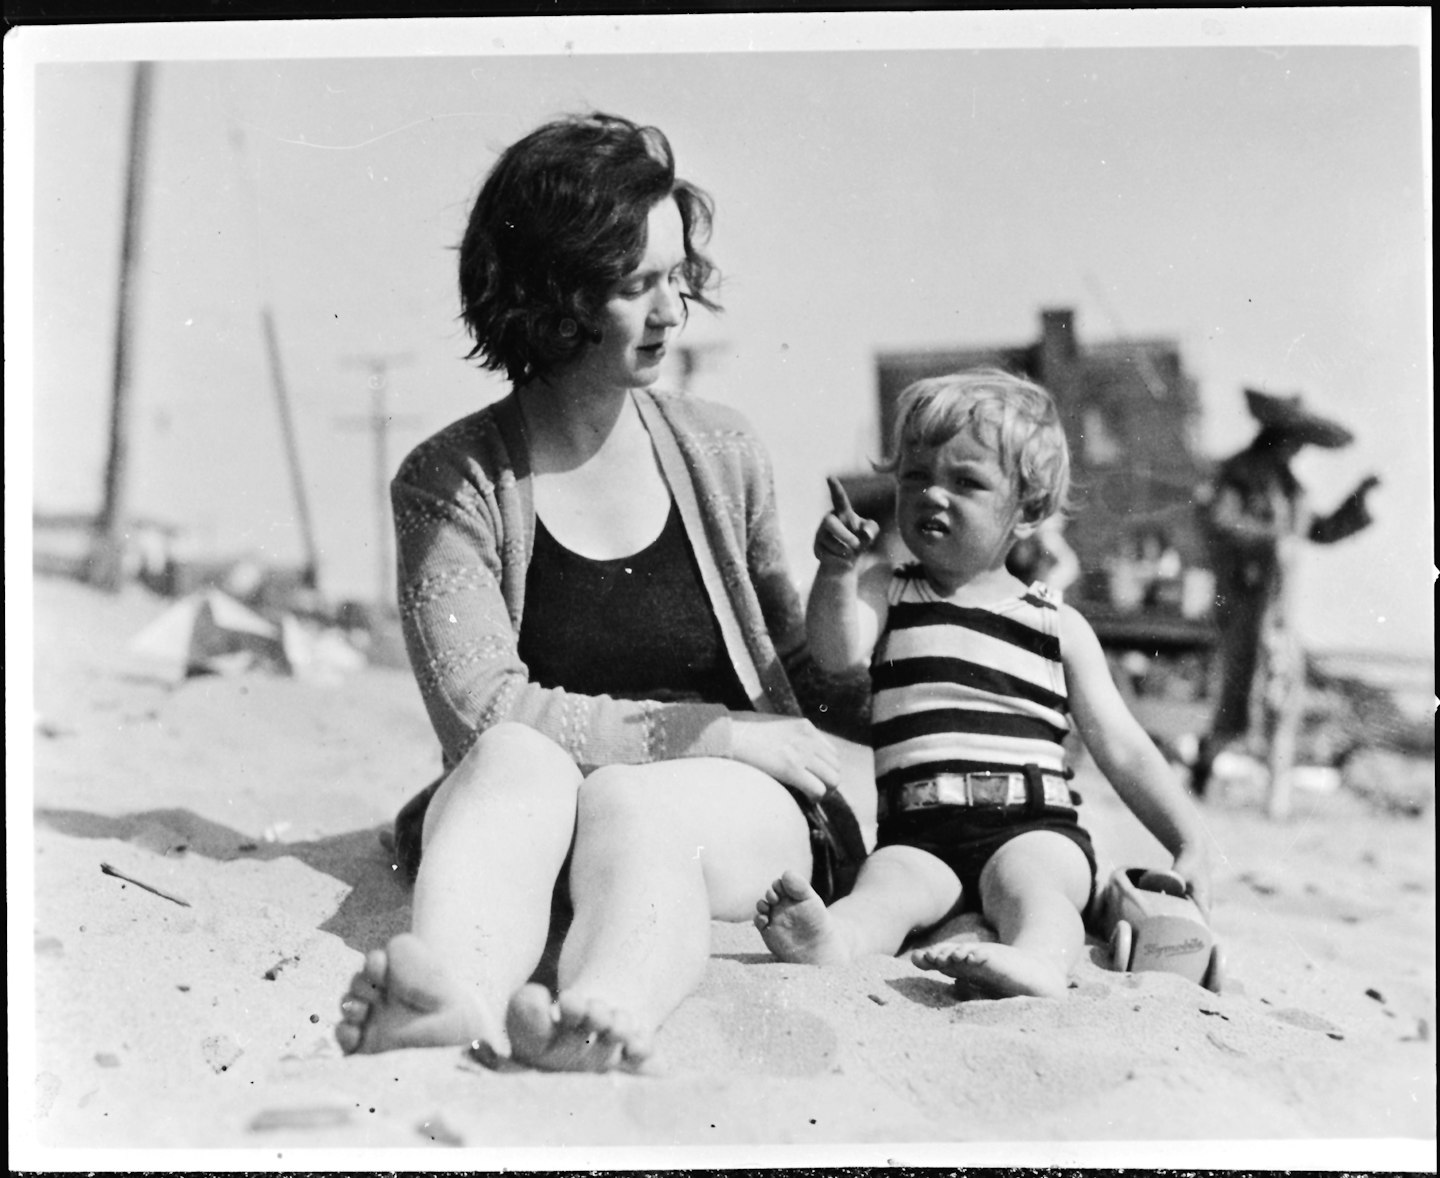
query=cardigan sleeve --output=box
[392,429,733,772]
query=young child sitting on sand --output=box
[755,368,1212,999]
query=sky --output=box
[7,10,1433,659]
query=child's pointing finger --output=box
[826,476,857,523]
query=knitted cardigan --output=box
[392,386,869,773]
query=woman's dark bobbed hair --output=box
[458,112,720,385]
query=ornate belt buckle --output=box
[968,773,1011,805]
[907,779,941,809]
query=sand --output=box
[11,574,1436,1169]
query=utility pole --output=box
[88,61,155,591]
[338,353,416,608]
[262,308,321,590]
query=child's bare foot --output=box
[505,983,652,1073]
[911,941,1070,1000]
[753,868,854,965]
[335,933,501,1055]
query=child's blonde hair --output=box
[879,367,1072,523]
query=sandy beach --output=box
[11,573,1436,1169]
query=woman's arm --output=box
[1059,604,1213,912]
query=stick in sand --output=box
[100,862,191,907]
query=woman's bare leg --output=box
[506,759,811,1072]
[912,830,1091,999]
[337,723,582,1055]
[755,845,961,965]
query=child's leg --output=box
[756,845,961,965]
[912,830,1090,999]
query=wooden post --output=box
[261,308,321,590]
[88,61,155,591]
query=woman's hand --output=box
[814,477,881,572]
[730,714,841,801]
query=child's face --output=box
[895,427,1030,588]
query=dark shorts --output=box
[876,805,1098,918]
[391,772,868,906]
[793,786,868,905]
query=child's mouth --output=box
[915,517,949,537]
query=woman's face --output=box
[584,199,688,391]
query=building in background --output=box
[838,308,1218,657]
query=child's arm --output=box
[1058,604,1213,914]
[807,478,889,674]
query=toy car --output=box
[1094,866,1223,992]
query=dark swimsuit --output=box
[392,500,865,902]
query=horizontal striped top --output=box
[871,565,1071,791]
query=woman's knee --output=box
[572,762,812,911]
[427,723,582,833]
[574,764,659,836]
[453,723,578,787]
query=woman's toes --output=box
[339,996,370,1025]
[361,947,389,987]
[555,990,597,1035]
[506,983,559,1055]
[334,1021,364,1054]
[347,971,384,1005]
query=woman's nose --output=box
[650,279,685,327]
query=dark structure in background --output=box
[838,308,1217,658]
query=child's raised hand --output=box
[814,476,881,570]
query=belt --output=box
[879,769,1074,819]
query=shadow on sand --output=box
[35,805,411,953]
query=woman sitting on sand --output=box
[335,113,866,1072]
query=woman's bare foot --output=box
[753,868,854,965]
[335,933,501,1055]
[505,983,653,1073]
[911,941,1070,1000]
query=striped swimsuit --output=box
[871,565,1096,910]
